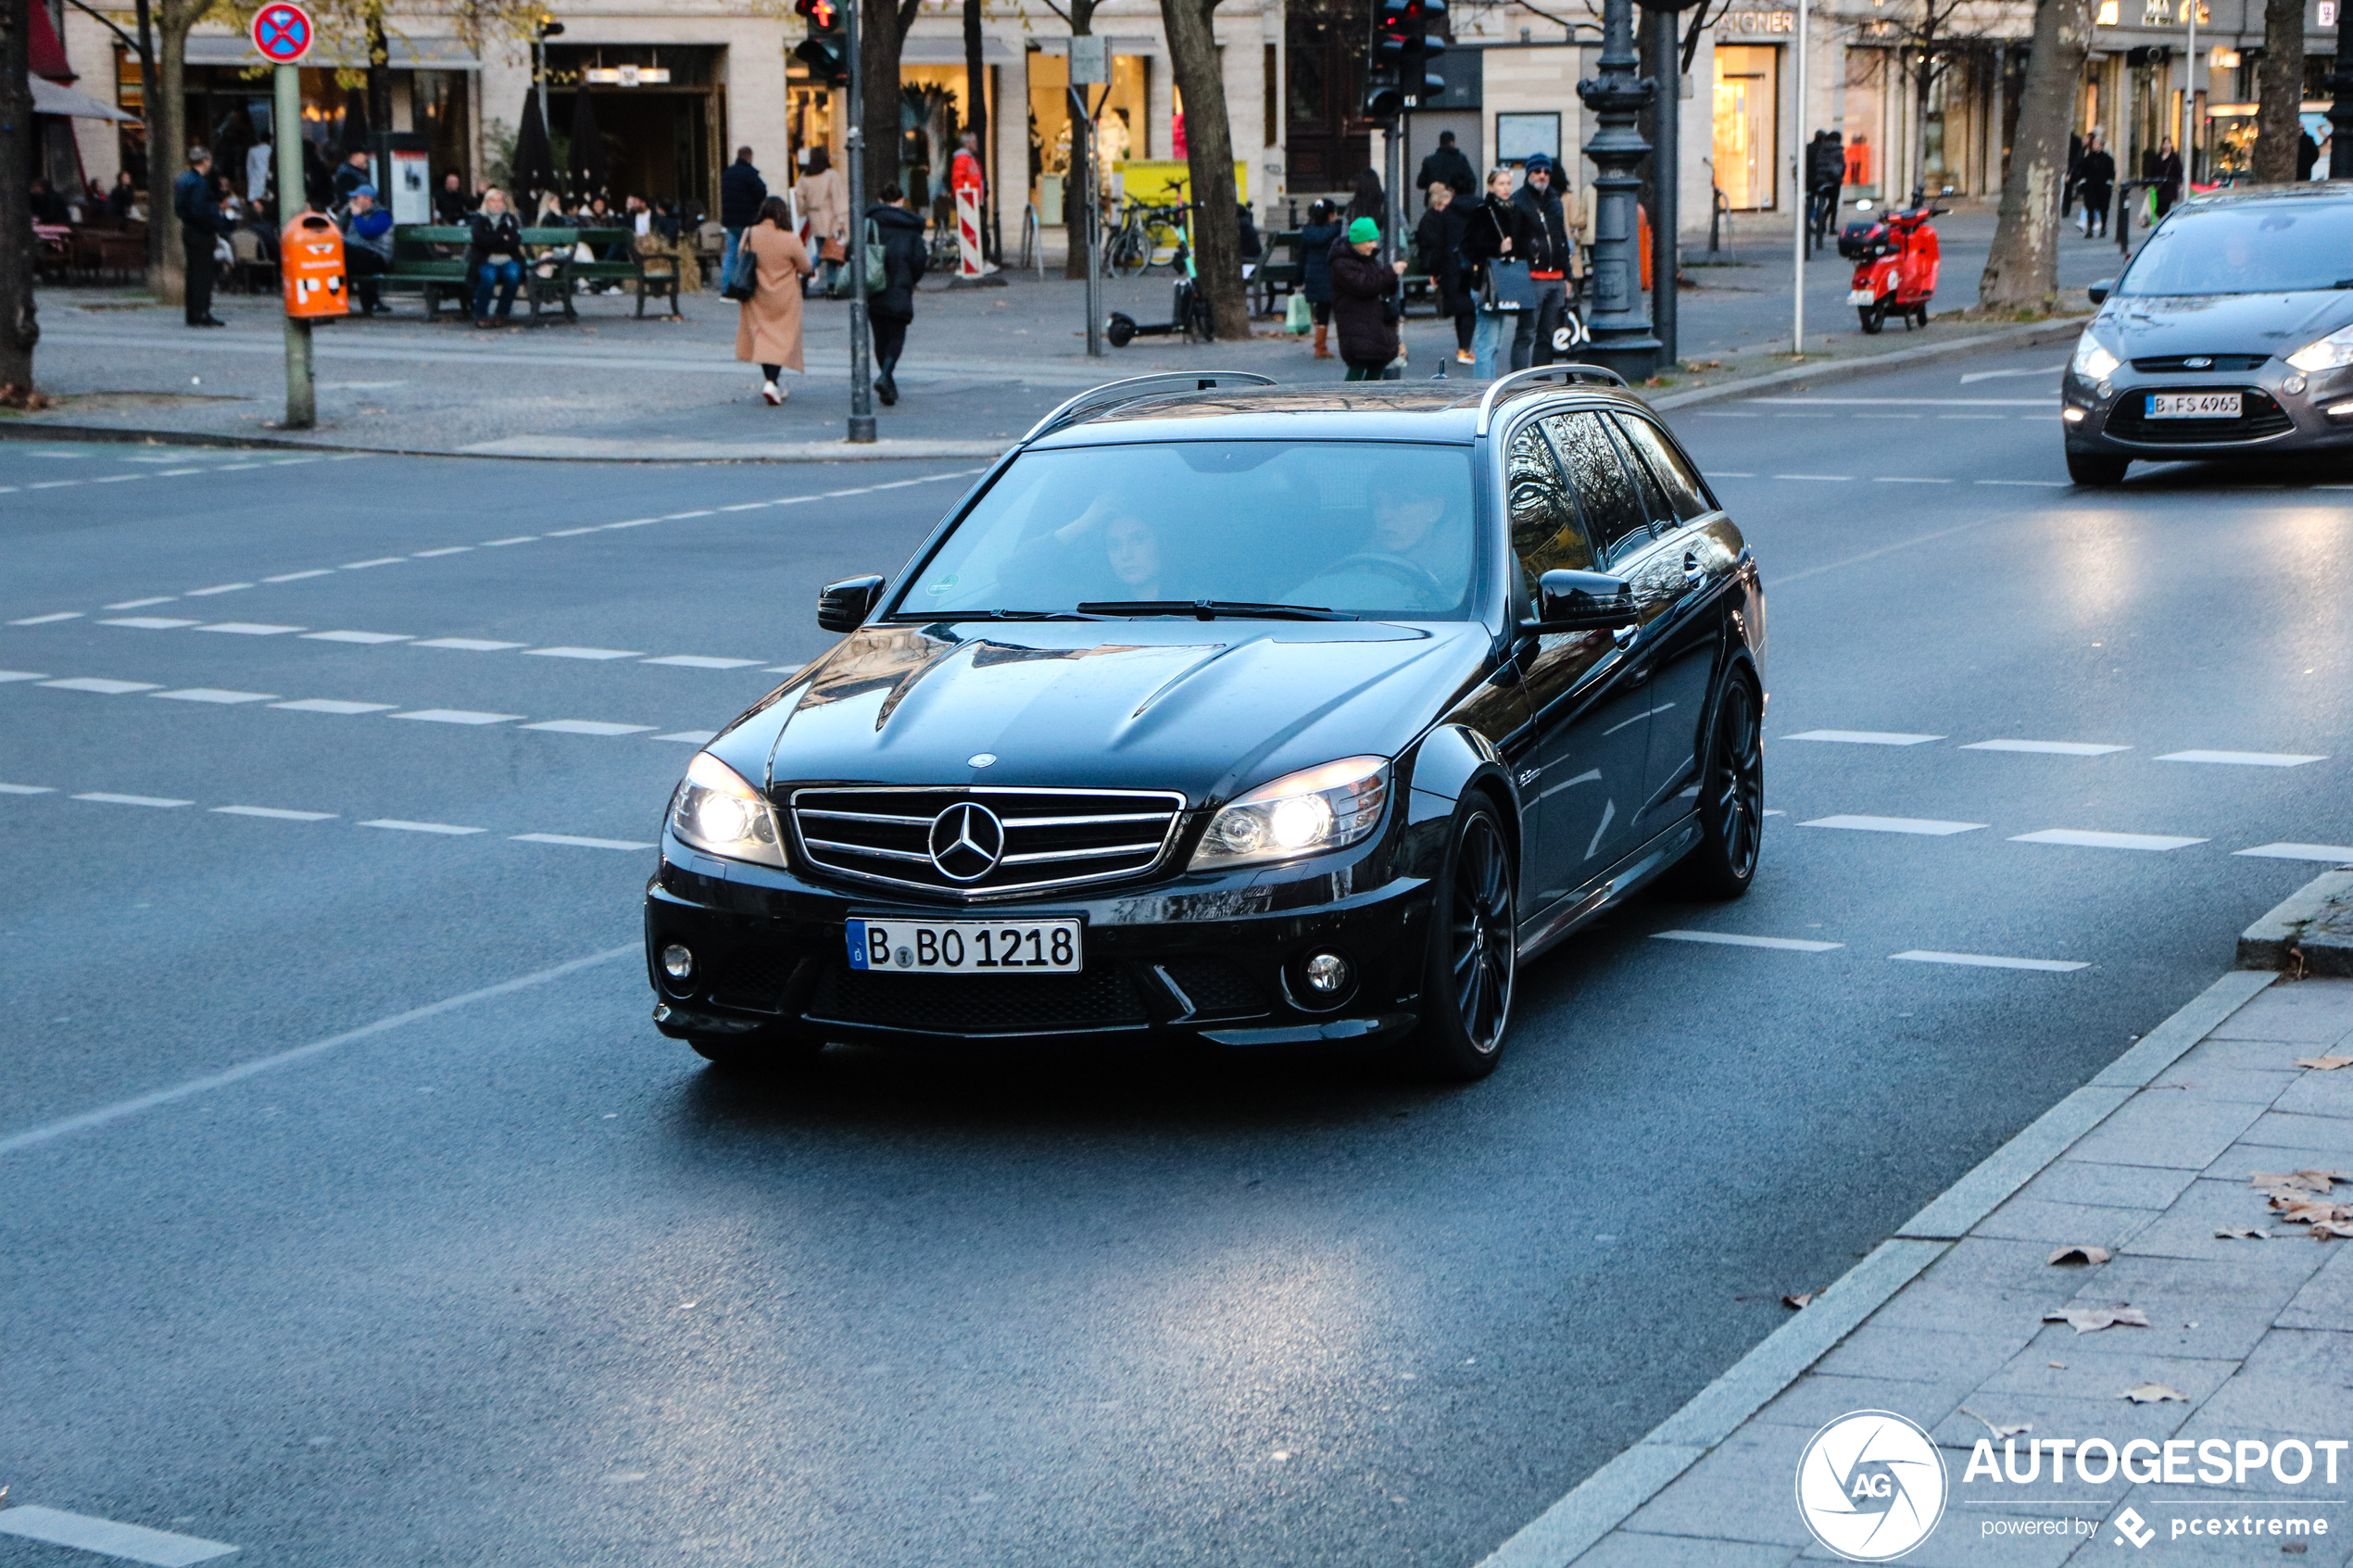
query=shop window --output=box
[1713,44,1780,210]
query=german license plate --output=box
[846,916,1083,974]
[2148,392,2240,420]
[1846,287,1879,305]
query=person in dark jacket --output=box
[1298,198,1342,360]
[2063,131,2083,220]
[1804,131,1843,245]
[719,145,767,290]
[2150,139,2183,219]
[1461,166,1533,377]
[2299,127,2322,181]
[340,183,395,315]
[173,146,230,327]
[467,187,526,326]
[1511,154,1572,370]
[1329,216,1404,380]
[107,169,137,220]
[1343,169,1387,259]
[1416,179,1474,368]
[331,148,371,208]
[865,183,929,407]
[434,170,469,224]
[2077,131,2114,237]
[1416,132,1478,206]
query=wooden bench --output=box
[384,224,476,320]
[560,227,682,320]
[384,224,679,321]
[1248,228,1304,318]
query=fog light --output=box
[661,944,695,981]
[2095,380,2114,399]
[2062,406,2086,423]
[1303,952,1350,994]
[2284,374,2309,396]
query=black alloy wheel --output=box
[1680,673,1764,899]
[1858,303,1886,334]
[687,1024,826,1071]
[1408,803,1517,1081]
[2065,450,2130,486]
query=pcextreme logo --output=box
[1795,1411,1950,1562]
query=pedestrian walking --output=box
[107,169,137,220]
[467,188,526,326]
[2078,132,2114,237]
[339,184,394,316]
[2150,139,2183,219]
[2299,127,2321,181]
[798,146,849,295]
[735,195,814,407]
[1416,131,1477,206]
[1298,198,1342,359]
[865,182,928,407]
[174,146,229,327]
[1463,167,1532,378]
[1804,130,1843,246]
[719,145,766,291]
[1328,216,1405,381]
[1416,180,1474,369]
[2063,131,2083,220]
[1512,154,1572,369]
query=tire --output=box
[686,1024,825,1071]
[1404,801,1517,1081]
[2066,450,2130,486]
[1678,672,1765,899]
[1858,304,1885,334]
[1914,304,1931,328]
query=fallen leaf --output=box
[2215,1226,2269,1240]
[1781,1292,1814,1311]
[2120,1383,2186,1404]
[2311,1220,2353,1241]
[2279,1200,2353,1225]
[2295,1055,2353,1071]
[1959,1405,2032,1439]
[2253,1170,2346,1193]
[2048,1245,2110,1266]
[2045,1306,2150,1334]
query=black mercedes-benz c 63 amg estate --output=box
[644,368,1766,1080]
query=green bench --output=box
[384,223,683,321]
[1248,228,1304,318]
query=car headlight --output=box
[2287,322,2353,373]
[668,752,786,868]
[1189,757,1389,871]
[2070,331,2120,382]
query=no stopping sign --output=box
[251,2,313,63]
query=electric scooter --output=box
[1837,194,1944,334]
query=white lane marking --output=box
[527,646,643,660]
[360,819,485,834]
[2157,749,2327,768]
[1938,414,2007,420]
[105,596,178,608]
[544,526,603,537]
[761,665,805,675]
[512,833,656,850]
[2234,842,2353,862]
[195,622,305,636]
[412,637,525,651]
[8,611,82,624]
[718,502,768,512]
[1963,738,2131,756]
[213,805,338,821]
[653,729,719,744]
[1958,363,2067,383]
[260,569,333,583]
[28,479,82,489]
[0,946,635,1159]
[183,583,255,596]
[1773,473,1852,481]
[0,670,50,682]
[1,782,58,793]
[43,677,160,694]
[0,1504,239,1565]
[1783,730,1944,746]
[642,655,761,669]
[153,689,277,704]
[390,709,524,725]
[25,451,85,458]
[522,720,656,736]
[302,631,411,644]
[271,698,395,714]
[480,536,538,546]
[155,469,204,477]
[214,464,263,472]
[600,519,659,530]
[661,509,716,520]
[411,546,473,558]
[1653,930,1843,952]
[1891,949,2089,972]
[1976,479,2067,487]
[1872,476,1952,483]
[72,792,194,809]
[2010,828,2209,851]
[1802,814,1987,835]
[1708,470,1755,476]
[100,617,201,630]
[342,557,408,570]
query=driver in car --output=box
[1292,459,1471,610]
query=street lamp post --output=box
[845,0,876,443]
[1576,0,1662,379]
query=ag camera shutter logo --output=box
[1795,1411,1948,1561]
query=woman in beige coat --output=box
[796,147,849,294]
[735,196,814,405]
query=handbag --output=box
[1284,292,1312,334]
[821,235,847,263]
[1478,208,1532,312]
[723,238,760,302]
[864,217,889,294]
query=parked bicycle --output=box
[1103,183,1195,277]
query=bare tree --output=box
[860,0,922,210]
[1851,0,2011,200]
[151,0,218,305]
[1160,0,1248,337]
[1981,0,2095,307]
[2,0,35,396]
[2253,0,2303,181]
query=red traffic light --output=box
[795,0,837,26]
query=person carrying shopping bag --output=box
[734,196,815,406]
[1463,168,1534,378]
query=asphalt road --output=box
[3,351,2349,1568]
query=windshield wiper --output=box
[1075,599,1358,621]
[893,608,1109,621]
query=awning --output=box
[31,0,71,81]
[31,75,139,122]
[900,34,1022,65]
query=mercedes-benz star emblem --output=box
[927,801,1005,882]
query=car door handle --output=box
[1682,550,1704,591]
[1611,623,1638,648]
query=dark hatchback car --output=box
[644,368,1767,1080]
[2066,183,2353,484]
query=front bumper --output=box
[2064,363,2353,458]
[643,831,1433,1049]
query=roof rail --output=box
[1473,363,1631,436]
[1020,371,1282,445]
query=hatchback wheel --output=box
[1680,673,1764,899]
[2066,450,2130,486]
[1407,802,1516,1081]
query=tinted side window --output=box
[1543,412,1650,564]
[1506,423,1595,598]
[1612,414,1716,523]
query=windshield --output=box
[2119,202,2353,295]
[893,441,1482,621]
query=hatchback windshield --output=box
[895,441,1481,621]
[2120,201,2353,295]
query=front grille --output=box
[2104,387,2293,445]
[805,960,1151,1035]
[2129,354,2268,373]
[705,947,795,1013]
[789,786,1187,899]
[1156,956,1271,1018]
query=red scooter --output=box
[1837,194,1944,334]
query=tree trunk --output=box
[2254,0,2304,182]
[154,0,212,305]
[1980,0,2094,307]
[1,0,36,395]
[860,0,918,212]
[1160,0,1249,338]
[132,0,158,278]
[368,15,393,154]
[1063,0,1097,280]
[963,0,989,257]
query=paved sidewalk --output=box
[1488,969,2353,1566]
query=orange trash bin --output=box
[281,212,347,318]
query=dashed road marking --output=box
[2157,749,2327,768]
[104,597,179,608]
[341,557,407,570]
[654,729,719,744]
[302,630,411,644]
[195,622,304,636]
[1976,479,2067,487]
[43,677,159,694]
[1801,814,1987,835]
[1784,730,1944,746]
[2234,843,2353,862]
[512,833,655,850]
[271,698,396,714]
[1,782,58,793]
[72,792,194,809]
[413,637,525,651]
[411,546,473,558]
[643,655,761,669]
[260,569,333,583]
[0,670,50,682]
[522,720,656,736]
[1652,930,1843,952]
[183,583,255,596]
[527,646,642,660]
[1773,473,1852,482]
[214,805,337,821]
[1872,476,1951,483]
[2010,828,2208,851]
[1891,950,2088,972]
[100,618,200,630]
[390,709,524,725]
[1962,739,2131,756]
[153,689,277,704]
[8,611,82,625]
[0,1502,239,1565]
[360,819,485,834]
[481,536,539,546]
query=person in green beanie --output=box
[1328,215,1406,381]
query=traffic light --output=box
[1365,0,1442,119]
[795,0,848,85]
[1401,0,1445,102]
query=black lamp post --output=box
[1577,0,1662,378]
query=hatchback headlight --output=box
[2287,322,2353,372]
[2070,331,2120,382]
[668,752,786,868]
[1189,757,1389,871]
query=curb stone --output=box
[2238,867,2353,974]
[1646,314,2092,412]
[1472,963,2277,1568]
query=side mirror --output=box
[818,573,886,633]
[2087,278,2114,305]
[1530,569,1639,632]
